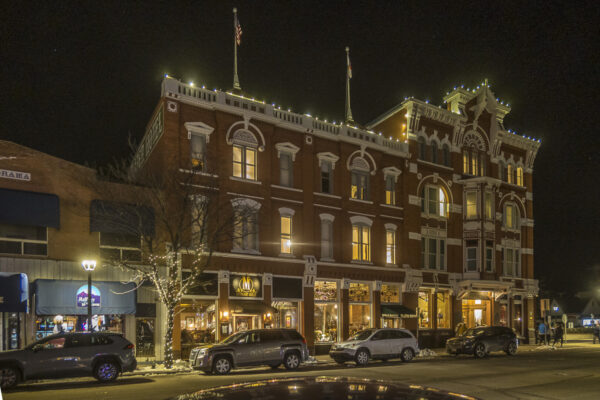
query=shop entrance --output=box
[382,317,401,328]
[462,298,492,327]
[233,314,260,332]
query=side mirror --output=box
[32,344,43,352]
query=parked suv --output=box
[189,329,309,375]
[329,328,419,366]
[0,332,137,390]
[446,326,518,358]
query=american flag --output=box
[347,51,352,79]
[235,16,242,46]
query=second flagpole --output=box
[233,7,241,91]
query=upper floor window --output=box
[431,142,438,164]
[319,214,334,260]
[485,240,494,272]
[321,161,333,193]
[385,223,397,265]
[503,248,520,277]
[385,176,395,205]
[350,216,372,262]
[421,236,446,270]
[233,144,257,180]
[484,192,493,220]
[421,185,448,217]
[442,144,450,167]
[465,191,478,219]
[100,232,141,262]
[351,171,369,200]
[279,153,293,187]
[0,223,47,256]
[503,203,520,230]
[279,207,295,255]
[507,164,514,184]
[418,136,427,160]
[463,147,485,176]
[499,161,507,182]
[186,122,214,171]
[232,198,261,253]
[465,239,478,272]
[516,167,524,186]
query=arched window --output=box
[431,141,438,164]
[470,149,478,175]
[479,153,487,176]
[231,130,258,181]
[418,137,426,160]
[516,167,524,186]
[350,156,371,200]
[350,216,372,262]
[442,144,450,167]
[421,185,449,217]
[503,202,520,230]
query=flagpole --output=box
[345,46,354,124]
[233,7,241,91]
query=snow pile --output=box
[304,356,319,364]
[417,348,438,358]
[533,345,557,351]
[137,359,192,373]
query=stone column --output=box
[341,279,350,340]
[403,292,418,332]
[263,273,273,328]
[302,259,316,354]
[372,281,382,328]
[217,270,230,342]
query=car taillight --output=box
[124,343,135,349]
[302,337,306,344]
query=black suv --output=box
[0,332,137,390]
[446,326,518,358]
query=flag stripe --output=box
[235,17,242,46]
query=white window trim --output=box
[278,207,295,217]
[230,198,261,253]
[185,121,214,143]
[422,236,447,271]
[464,243,479,272]
[465,190,479,219]
[382,166,402,181]
[317,152,340,169]
[275,142,300,161]
[350,215,373,227]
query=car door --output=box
[390,330,413,357]
[25,335,72,379]
[369,330,392,357]
[484,328,502,351]
[232,331,262,366]
[261,330,284,364]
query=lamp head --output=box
[82,260,97,272]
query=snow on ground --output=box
[417,348,439,358]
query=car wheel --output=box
[213,356,232,375]
[355,349,369,366]
[473,343,486,358]
[401,348,415,362]
[270,363,281,369]
[94,360,119,383]
[505,342,518,356]
[284,352,300,370]
[0,366,19,390]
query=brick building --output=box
[132,77,540,355]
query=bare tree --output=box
[92,154,256,368]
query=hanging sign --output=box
[230,274,262,298]
[76,285,101,308]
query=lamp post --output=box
[81,260,97,332]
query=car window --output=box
[282,330,304,341]
[390,330,412,339]
[93,335,114,345]
[371,330,390,341]
[41,337,66,350]
[69,334,92,347]
[261,330,284,342]
[350,329,376,341]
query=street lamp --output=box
[81,260,97,332]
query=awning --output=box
[34,279,136,315]
[0,188,60,228]
[459,291,491,300]
[381,304,416,317]
[229,300,278,315]
[0,273,29,312]
[272,277,303,300]
[90,199,155,236]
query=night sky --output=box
[2,1,598,300]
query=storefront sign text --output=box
[0,168,31,181]
[76,285,101,307]
[230,274,262,297]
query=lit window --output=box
[233,145,257,180]
[504,203,520,230]
[466,191,477,219]
[385,176,395,205]
[507,164,514,184]
[421,185,448,217]
[190,134,207,170]
[385,230,396,264]
[463,150,469,173]
[480,153,486,176]
[471,149,478,175]
[516,167,524,186]
[280,216,292,254]
[351,171,369,200]
[352,225,370,261]
[485,192,493,220]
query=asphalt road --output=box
[4,345,600,400]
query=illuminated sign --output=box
[230,274,262,298]
[76,285,101,308]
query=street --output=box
[3,344,600,400]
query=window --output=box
[504,203,520,230]
[320,218,333,260]
[516,167,524,186]
[385,230,396,264]
[352,225,370,261]
[385,176,395,205]
[233,144,257,180]
[279,153,293,187]
[507,164,514,184]
[349,283,371,334]
[421,236,446,270]
[280,216,292,254]
[0,223,47,256]
[485,241,494,272]
[484,192,493,220]
[431,142,438,163]
[466,191,478,219]
[233,211,258,252]
[436,292,451,328]
[100,232,141,262]
[442,144,450,166]
[190,134,207,170]
[418,137,426,160]
[463,149,469,173]
[504,248,520,277]
[351,171,369,200]
[480,153,487,176]
[499,161,507,181]
[191,195,207,249]
[418,291,431,328]
[471,149,478,175]
[421,185,448,217]
[321,161,333,193]
[465,240,478,272]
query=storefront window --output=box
[314,281,338,343]
[314,280,337,302]
[349,283,370,302]
[436,292,451,329]
[272,301,298,329]
[418,291,431,329]
[136,318,155,357]
[349,283,371,335]
[499,304,508,326]
[380,284,400,303]
[179,300,217,353]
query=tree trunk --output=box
[164,304,175,369]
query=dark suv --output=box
[0,332,137,390]
[446,326,518,358]
[189,329,309,374]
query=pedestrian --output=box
[593,322,600,344]
[553,323,564,347]
[538,321,547,345]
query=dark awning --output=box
[90,199,155,236]
[272,277,303,300]
[34,279,136,315]
[381,304,416,317]
[229,300,278,314]
[0,188,60,228]
[0,273,29,312]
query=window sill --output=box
[320,257,335,262]
[420,213,448,221]
[279,253,296,258]
[230,176,262,185]
[417,159,454,171]
[385,263,399,267]
[314,192,342,199]
[231,248,261,256]
[179,168,218,178]
[271,184,303,192]
[351,260,373,265]
[349,198,373,204]
[380,203,403,210]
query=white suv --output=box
[329,328,419,366]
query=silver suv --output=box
[189,329,309,375]
[329,328,419,366]
[0,332,137,390]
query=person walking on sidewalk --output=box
[593,322,600,344]
[538,321,547,345]
[553,323,564,347]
